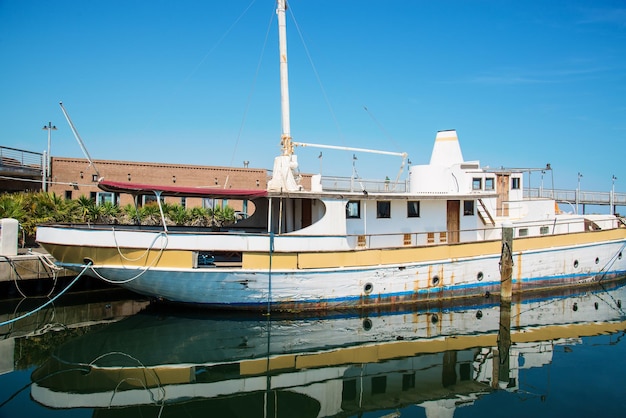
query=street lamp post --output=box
[611,175,617,215]
[42,122,57,192]
[576,172,583,215]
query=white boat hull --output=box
[39,225,626,310]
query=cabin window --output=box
[343,380,357,401]
[407,201,420,217]
[463,200,475,216]
[511,177,521,190]
[346,201,361,218]
[377,201,391,218]
[402,373,416,390]
[472,178,482,190]
[540,226,549,235]
[371,375,387,394]
[519,228,528,237]
[485,178,495,190]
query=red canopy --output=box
[98,180,268,199]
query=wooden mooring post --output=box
[500,225,513,301]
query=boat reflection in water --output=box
[31,281,626,417]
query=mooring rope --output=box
[597,240,626,282]
[0,261,92,327]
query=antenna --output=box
[59,102,101,179]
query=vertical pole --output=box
[500,225,513,302]
[42,151,48,192]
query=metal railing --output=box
[0,146,43,171]
[526,188,626,206]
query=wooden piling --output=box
[500,225,513,301]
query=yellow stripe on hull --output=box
[244,229,626,270]
[44,244,194,269]
[239,319,626,375]
[45,228,626,272]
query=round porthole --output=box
[431,314,439,324]
[573,260,579,268]
[363,318,373,331]
[432,275,440,286]
[477,271,484,281]
[364,282,373,294]
[572,302,578,311]
[595,257,600,264]
[619,252,623,260]
[476,310,483,319]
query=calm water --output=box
[1,279,625,418]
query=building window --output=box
[472,178,482,190]
[89,192,97,201]
[464,200,475,216]
[143,194,164,206]
[346,201,360,218]
[407,201,420,217]
[377,201,391,218]
[485,178,495,190]
[511,177,521,190]
[92,174,98,182]
[181,197,187,208]
[64,190,72,200]
[97,192,114,205]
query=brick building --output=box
[48,157,269,213]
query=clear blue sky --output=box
[1,0,625,193]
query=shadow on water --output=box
[0,278,625,417]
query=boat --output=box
[35,0,626,310]
[29,281,626,415]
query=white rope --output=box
[86,351,166,410]
[0,261,92,327]
[112,228,168,262]
[89,233,169,284]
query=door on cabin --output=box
[447,200,460,243]
[496,174,510,216]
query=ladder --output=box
[477,199,495,226]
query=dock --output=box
[0,249,74,283]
